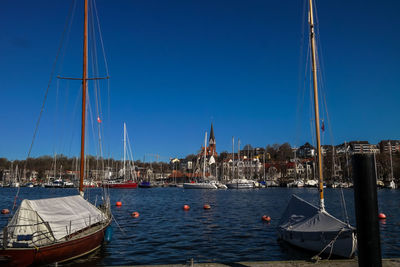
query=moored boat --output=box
[103,179,138,188]
[226,178,254,189]
[183,181,218,189]
[277,0,356,258]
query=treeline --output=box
[0,155,171,180]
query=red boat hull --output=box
[103,181,138,188]
[0,223,110,266]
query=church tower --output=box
[208,123,217,157]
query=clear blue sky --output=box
[1,0,399,161]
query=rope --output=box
[312,228,346,261]
[111,214,128,236]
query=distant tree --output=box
[278,143,292,161]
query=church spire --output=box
[209,123,215,145]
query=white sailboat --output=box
[226,138,254,189]
[277,0,356,258]
[386,141,397,189]
[184,131,218,189]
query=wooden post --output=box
[352,154,382,267]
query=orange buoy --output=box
[116,201,122,207]
[203,204,211,210]
[1,209,10,214]
[262,215,271,222]
[183,205,190,211]
[378,213,386,219]
[131,211,140,218]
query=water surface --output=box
[0,187,398,265]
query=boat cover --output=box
[278,195,353,233]
[6,195,106,246]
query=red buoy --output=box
[131,211,140,218]
[378,213,386,220]
[116,201,122,207]
[1,209,10,214]
[183,205,190,211]
[262,215,271,222]
[203,204,211,210]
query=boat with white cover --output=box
[277,0,356,258]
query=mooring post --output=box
[352,154,382,267]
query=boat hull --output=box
[102,181,137,188]
[277,228,356,258]
[183,183,217,189]
[0,222,110,266]
[226,183,254,189]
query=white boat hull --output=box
[226,182,254,189]
[183,183,217,189]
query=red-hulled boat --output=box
[0,196,111,266]
[0,0,112,265]
[102,180,138,188]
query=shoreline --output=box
[134,258,400,267]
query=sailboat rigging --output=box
[277,0,356,258]
[103,123,138,188]
[183,131,218,189]
[0,1,112,265]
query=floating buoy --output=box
[116,201,122,207]
[378,213,386,220]
[131,211,140,218]
[1,209,9,214]
[203,204,211,210]
[183,205,190,211]
[262,215,271,222]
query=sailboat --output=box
[386,141,397,189]
[226,138,254,189]
[277,0,356,258]
[184,131,218,189]
[103,123,138,188]
[0,1,112,265]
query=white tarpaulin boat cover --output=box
[7,195,106,246]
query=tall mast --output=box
[203,132,207,179]
[389,141,394,181]
[232,137,234,180]
[238,139,241,178]
[79,0,88,195]
[308,0,324,210]
[123,122,126,179]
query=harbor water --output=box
[0,187,399,265]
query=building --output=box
[379,140,400,154]
[348,141,378,154]
[297,142,315,158]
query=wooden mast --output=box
[308,0,325,210]
[79,0,88,195]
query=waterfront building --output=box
[348,141,378,154]
[379,140,400,154]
